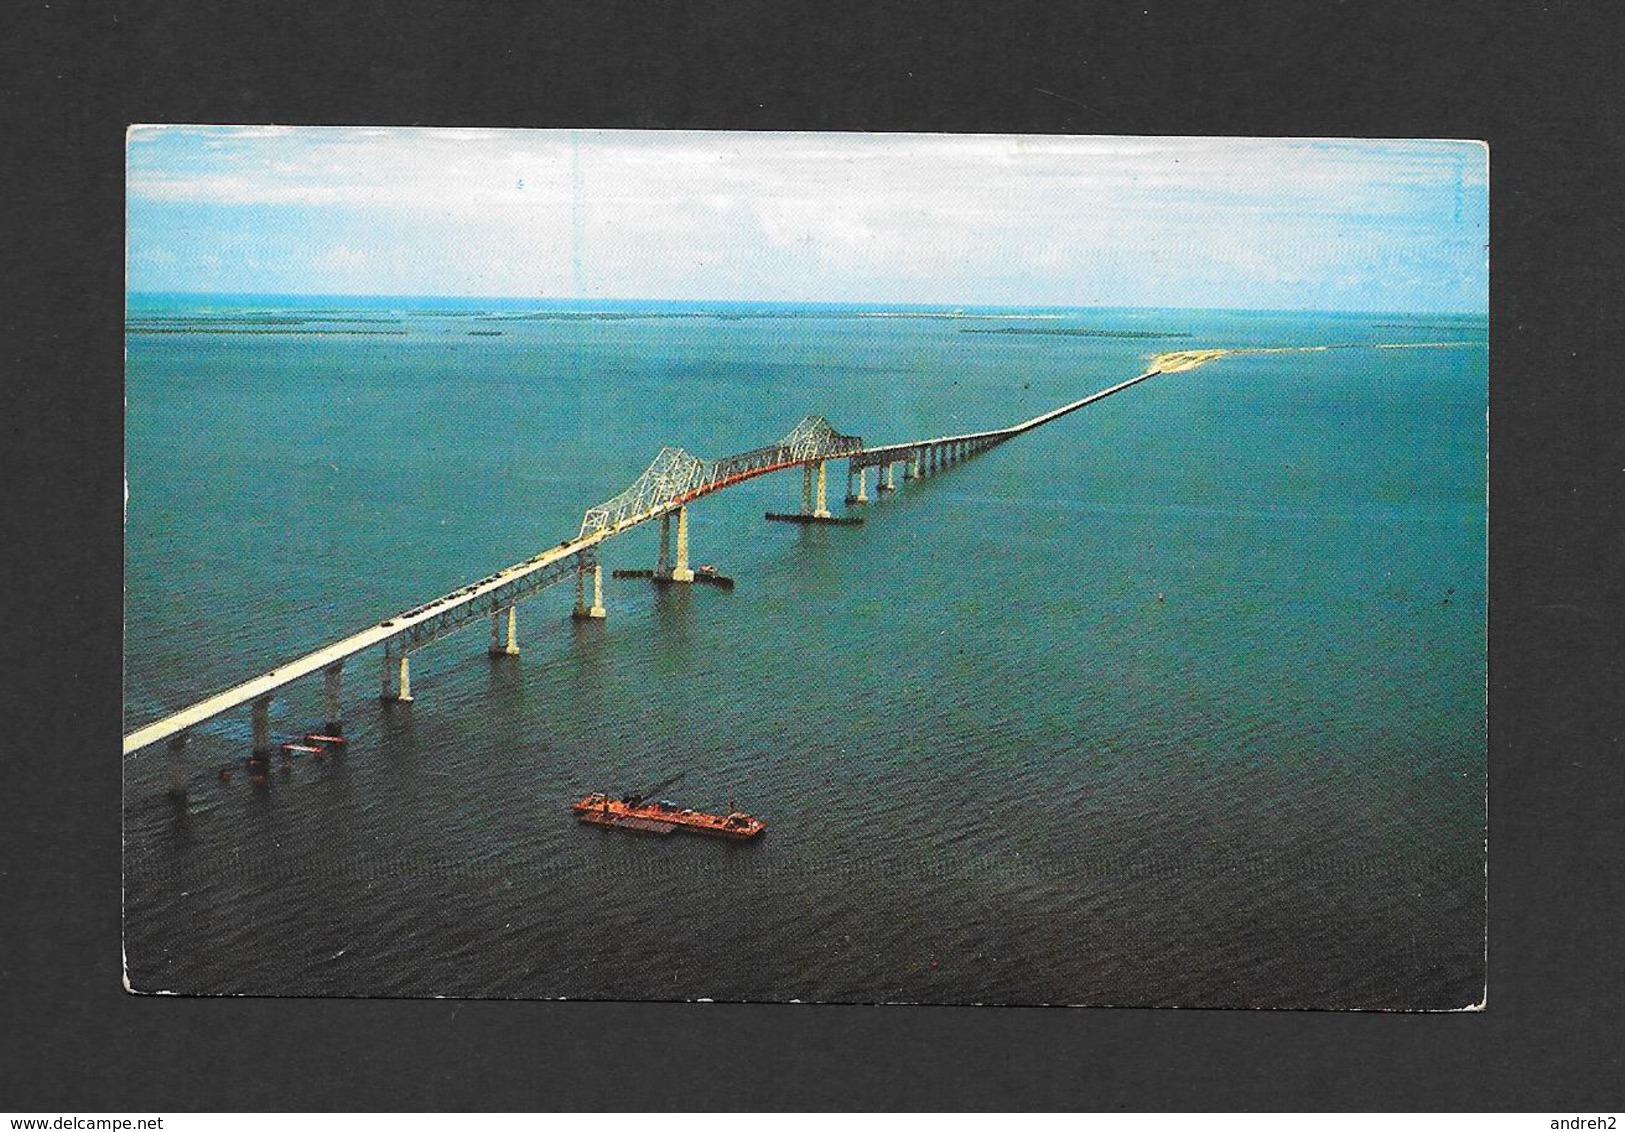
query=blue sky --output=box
[127,128,1487,312]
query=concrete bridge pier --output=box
[323,661,344,735]
[489,605,519,655]
[767,460,863,526]
[573,562,606,619]
[672,506,695,582]
[655,507,695,581]
[879,463,896,492]
[906,451,921,480]
[656,511,672,577]
[382,646,413,702]
[251,693,274,754]
[845,464,869,505]
[166,730,189,798]
[575,561,594,613]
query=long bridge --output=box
[125,351,1221,791]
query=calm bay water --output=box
[123,297,1487,1007]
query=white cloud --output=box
[126,128,1486,308]
[310,244,368,272]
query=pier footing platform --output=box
[612,568,735,590]
[764,512,864,526]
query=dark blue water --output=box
[123,297,1487,1007]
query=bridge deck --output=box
[122,530,612,755]
[125,363,1171,756]
[855,366,1158,460]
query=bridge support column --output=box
[588,563,606,618]
[881,463,896,492]
[655,512,674,578]
[323,661,344,735]
[490,608,519,655]
[844,462,869,506]
[801,464,815,513]
[813,461,831,519]
[670,505,694,582]
[166,730,189,798]
[383,647,413,702]
[907,451,922,480]
[251,693,273,754]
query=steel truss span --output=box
[578,415,863,539]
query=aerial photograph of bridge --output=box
[124,129,1487,1008]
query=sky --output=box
[126,128,1487,312]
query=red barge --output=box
[573,793,765,840]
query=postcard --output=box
[123,128,1487,1008]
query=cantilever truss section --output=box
[579,415,862,538]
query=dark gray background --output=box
[3,0,1620,1110]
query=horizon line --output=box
[126,289,1489,319]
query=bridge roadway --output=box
[124,360,1175,759]
[121,528,616,756]
[851,364,1164,467]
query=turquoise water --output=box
[122,297,1487,1007]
